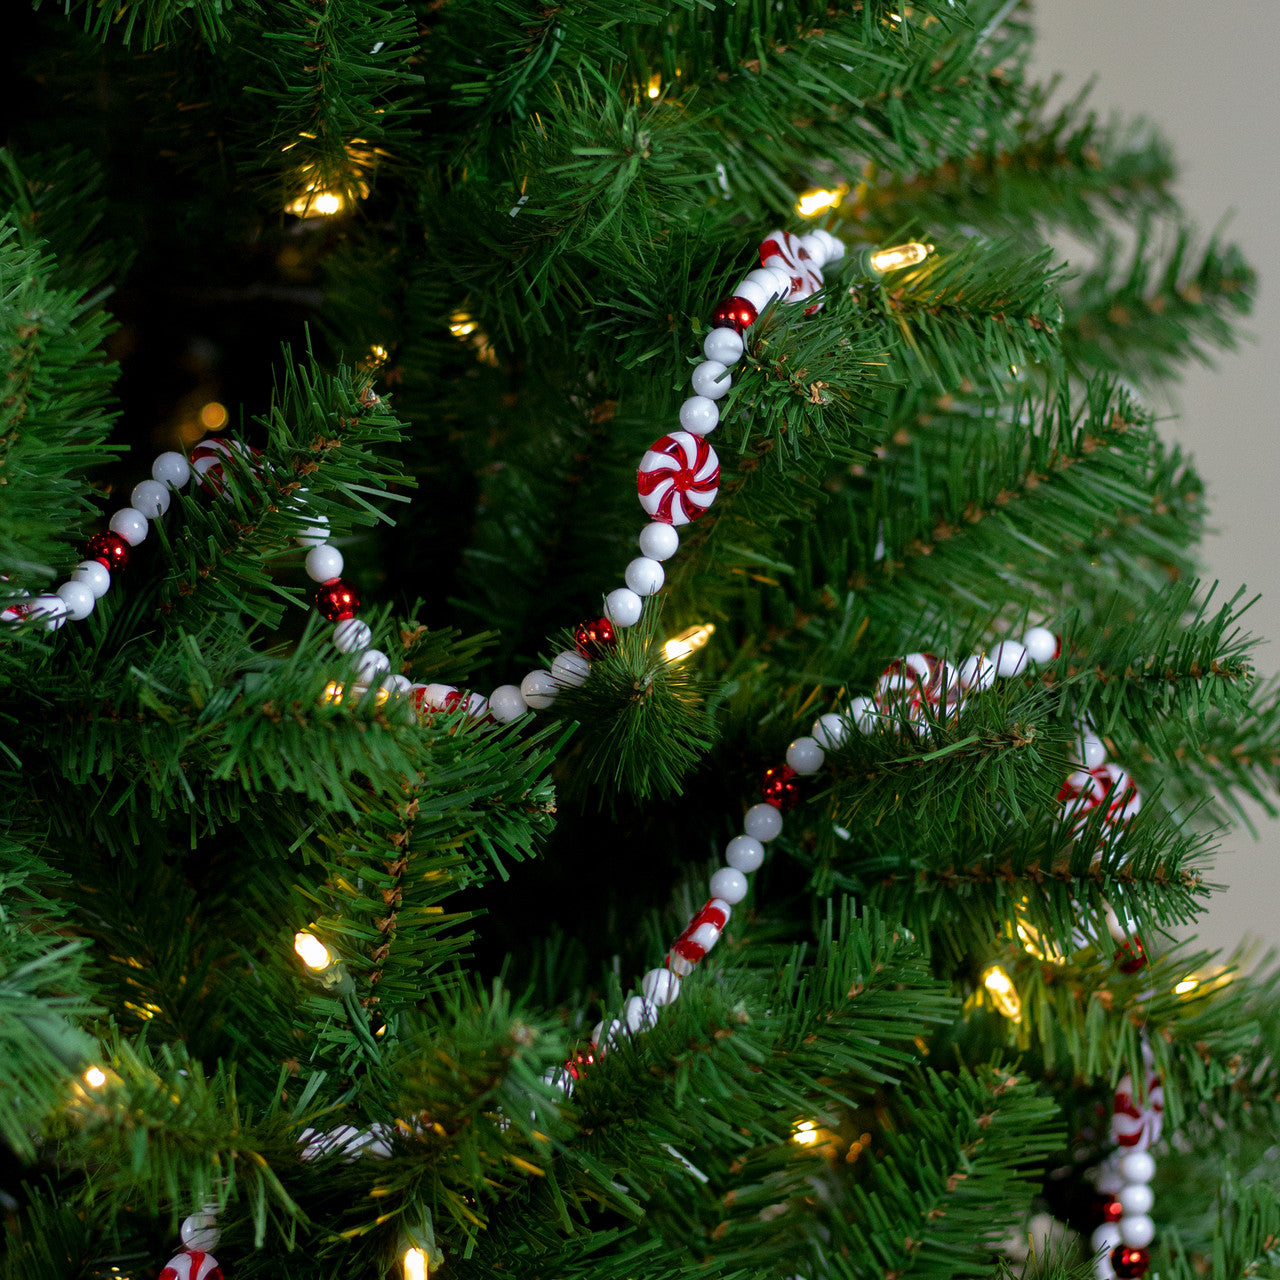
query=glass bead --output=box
[760,763,800,811]
[710,295,759,333]
[315,578,360,622]
[573,616,616,659]
[85,532,131,572]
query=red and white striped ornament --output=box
[637,432,720,526]
[1058,764,1142,841]
[1112,1068,1164,1151]
[158,1250,224,1280]
[873,652,961,729]
[666,898,731,975]
[759,230,824,303]
[190,437,263,499]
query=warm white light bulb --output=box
[294,931,332,970]
[83,1066,107,1089]
[662,623,715,663]
[981,964,1022,1021]
[869,242,931,273]
[403,1246,428,1280]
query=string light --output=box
[199,402,228,431]
[294,932,332,971]
[321,680,345,706]
[791,1119,819,1146]
[795,184,848,217]
[868,242,932,273]
[403,1247,428,1280]
[365,344,390,369]
[449,311,478,338]
[286,186,348,218]
[646,72,662,99]
[1174,976,1199,996]
[981,964,1023,1021]
[662,623,715,663]
[83,1066,107,1089]
[1014,914,1065,965]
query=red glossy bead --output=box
[565,1049,596,1080]
[85,531,131,572]
[574,615,616,659]
[711,295,759,333]
[761,764,800,811]
[1115,936,1148,974]
[1102,1199,1124,1223]
[315,578,360,622]
[1110,1246,1150,1279]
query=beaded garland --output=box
[6,225,1163,1275]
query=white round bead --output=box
[1119,1214,1155,1248]
[130,478,171,518]
[72,559,110,599]
[785,736,825,775]
[957,653,996,691]
[743,803,783,841]
[520,670,559,709]
[551,650,590,688]
[333,618,372,653]
[709,866,748,904]
[847,693,879,733]
[488,684,528,723]
[1079,730,1107,769]
[151,451,191,488]
[354,649,390,681]
[108,507,148,546]
[624,557,664,597]
[734,278,770,310]
[383,673,412,695]
[725,834,764,874]
[30,594,68,630]
[55,579,95,620]
[305,544,344,583]
[678,395,719,436]
[639,522,679,561]
[703,327,744,365]
[180,1213,221,1252]
[605,587,643,628]
[763,264,794,296]
[1118,1151,1156,1184]
[641,967,682,1006]
[742,267,788,300]
[1022,626,1058,664]
[1091,1222,1123,1255]
[691,360,731,400]
[1117,1183,1154,1216]
[812,713,849,750]
[798,232,829,266]
[295,513,330,548]
[992,639,1029,677]
[623,994,658,1033]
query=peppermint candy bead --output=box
[874,652,960,730]
[759,229,824,303]
[190,437,262,499]
[637,431,720,526]
[159,1251,224,1280]
[1112,1069,1164,1151]
[1058,764,1141,841]
[667,898,730,975]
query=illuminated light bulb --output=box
[795,184,848,217]
[1174,976,1199,995]
[449,311,478,338]
[365,344,389,369]
[321,680,345,705]
[83,1066,107,1089]
[1015,917,1065,965]
[646,72,662,99]
[791,1119,819,1146]
[662,623,715,663]
[294,932,332,971]
[403,1247,428,1280]
[286,187,347,217]
[199,402,228,431]
[981,965,1022,1021]
[869,242,932,273]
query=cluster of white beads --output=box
[1,451,192,630]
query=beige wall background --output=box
[1033,1,1280,958]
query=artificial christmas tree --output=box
[2,2,1277,1278]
